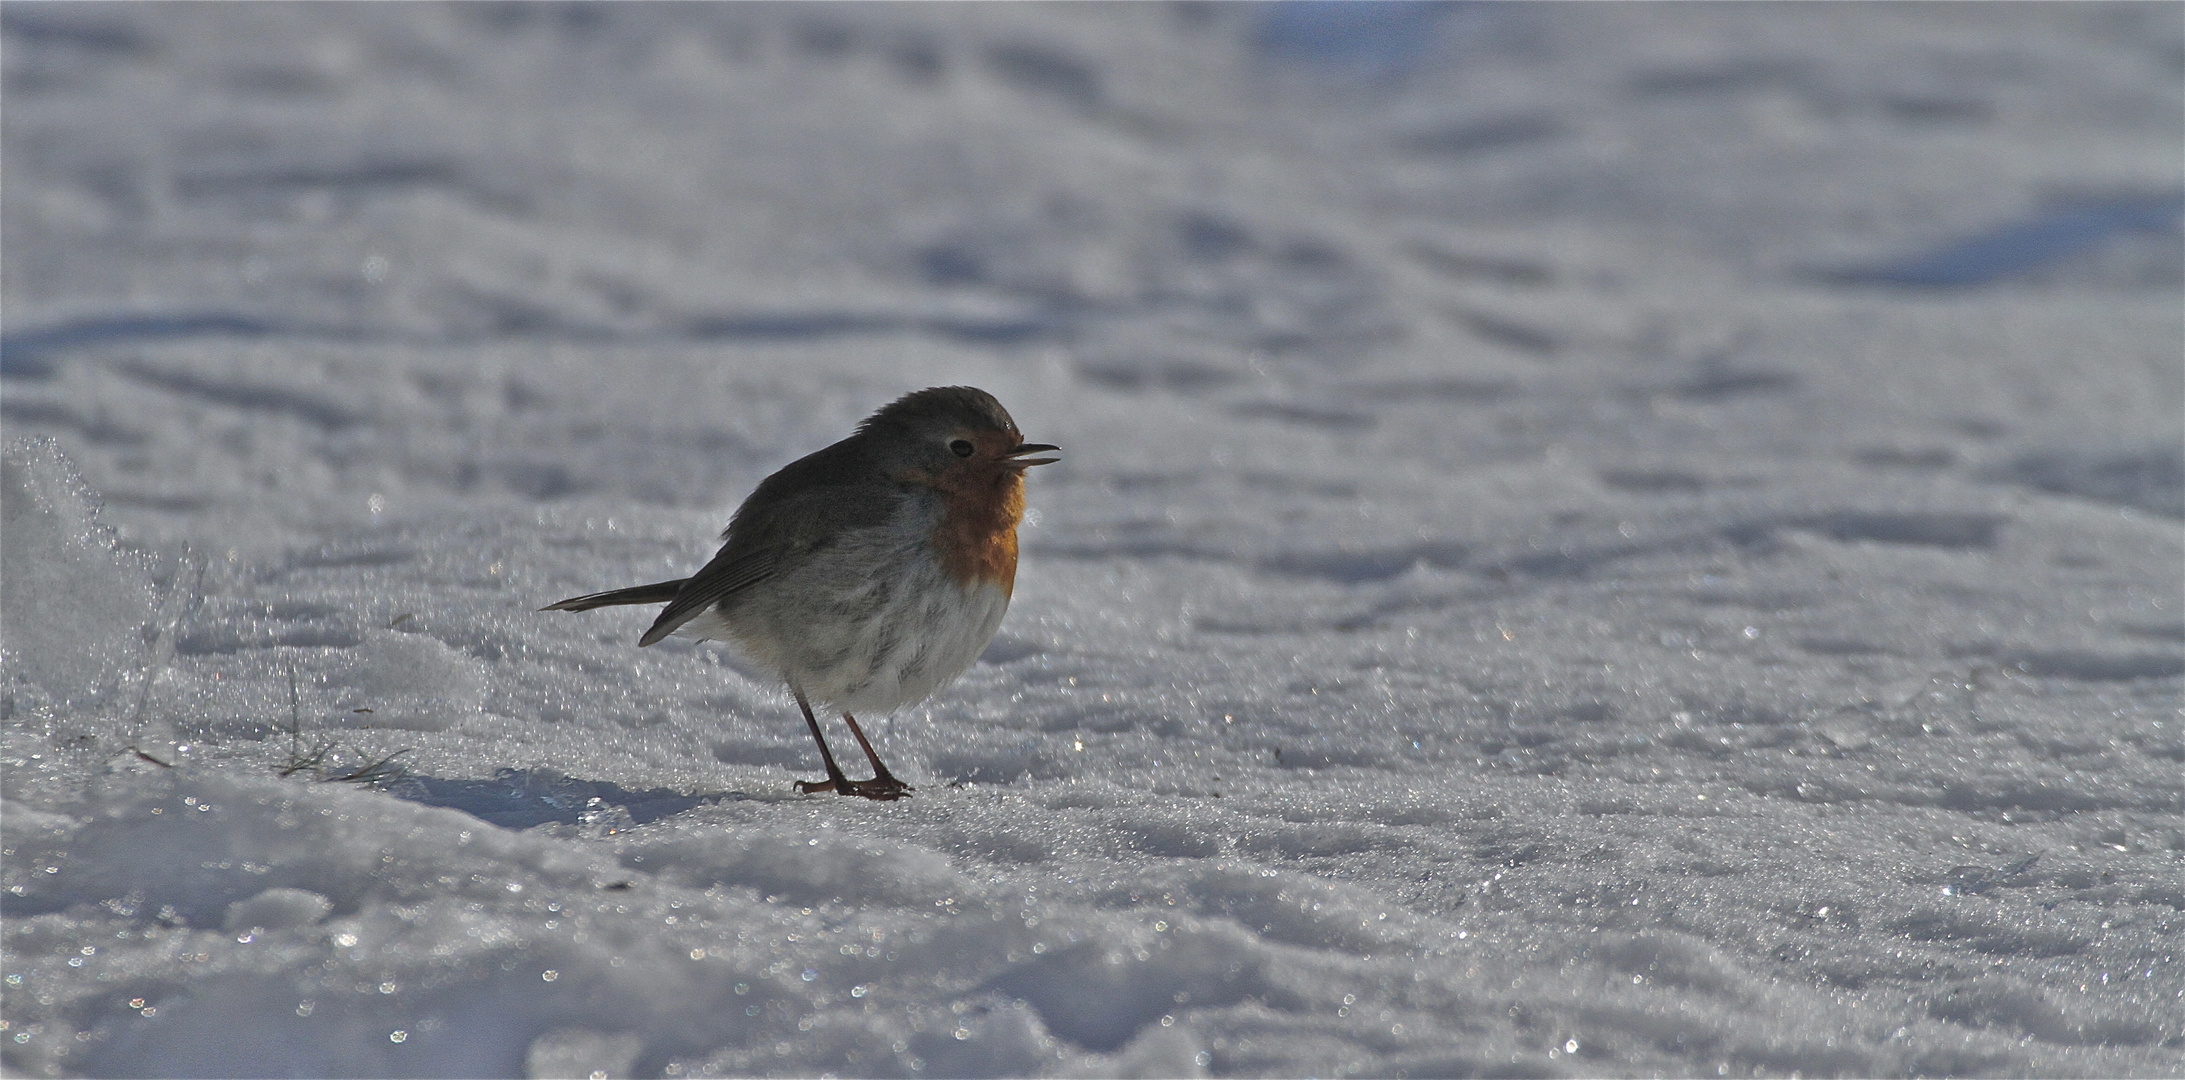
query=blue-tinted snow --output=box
[3,4,2182,1078]
[1824,193,2184,288]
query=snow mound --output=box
[1,439,160,718]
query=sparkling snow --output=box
[4,4,2182,1077]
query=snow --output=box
[3,3,2181,1076]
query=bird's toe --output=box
[841,777,913,801]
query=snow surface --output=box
[3,3,2182,1077]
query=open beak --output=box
[1007,442,1060,467]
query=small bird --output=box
[545,387,1057,800]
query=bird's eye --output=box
[949,439,975,458]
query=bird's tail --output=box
[540,579,686,612]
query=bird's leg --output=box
[839,713,912,799]
[790,688,856,796]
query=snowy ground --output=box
[4,3,2182,1077]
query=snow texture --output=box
[3,3,2182,1077]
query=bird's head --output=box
[860,386,1058,487]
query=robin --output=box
[544,386,1057,801]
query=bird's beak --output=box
[1007,443,1060,467]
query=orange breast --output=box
[930,469,1025,594]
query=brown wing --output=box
[636,545,780,645]
[637,437,902,647]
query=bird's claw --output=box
[850,776,913,801]
[795,776,913,801]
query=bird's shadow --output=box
[387,768,738,830]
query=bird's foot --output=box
[794,775,913,801]
[847,775,913,801]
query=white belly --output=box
[821,576,1011,715]
[675,537,1012,716]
